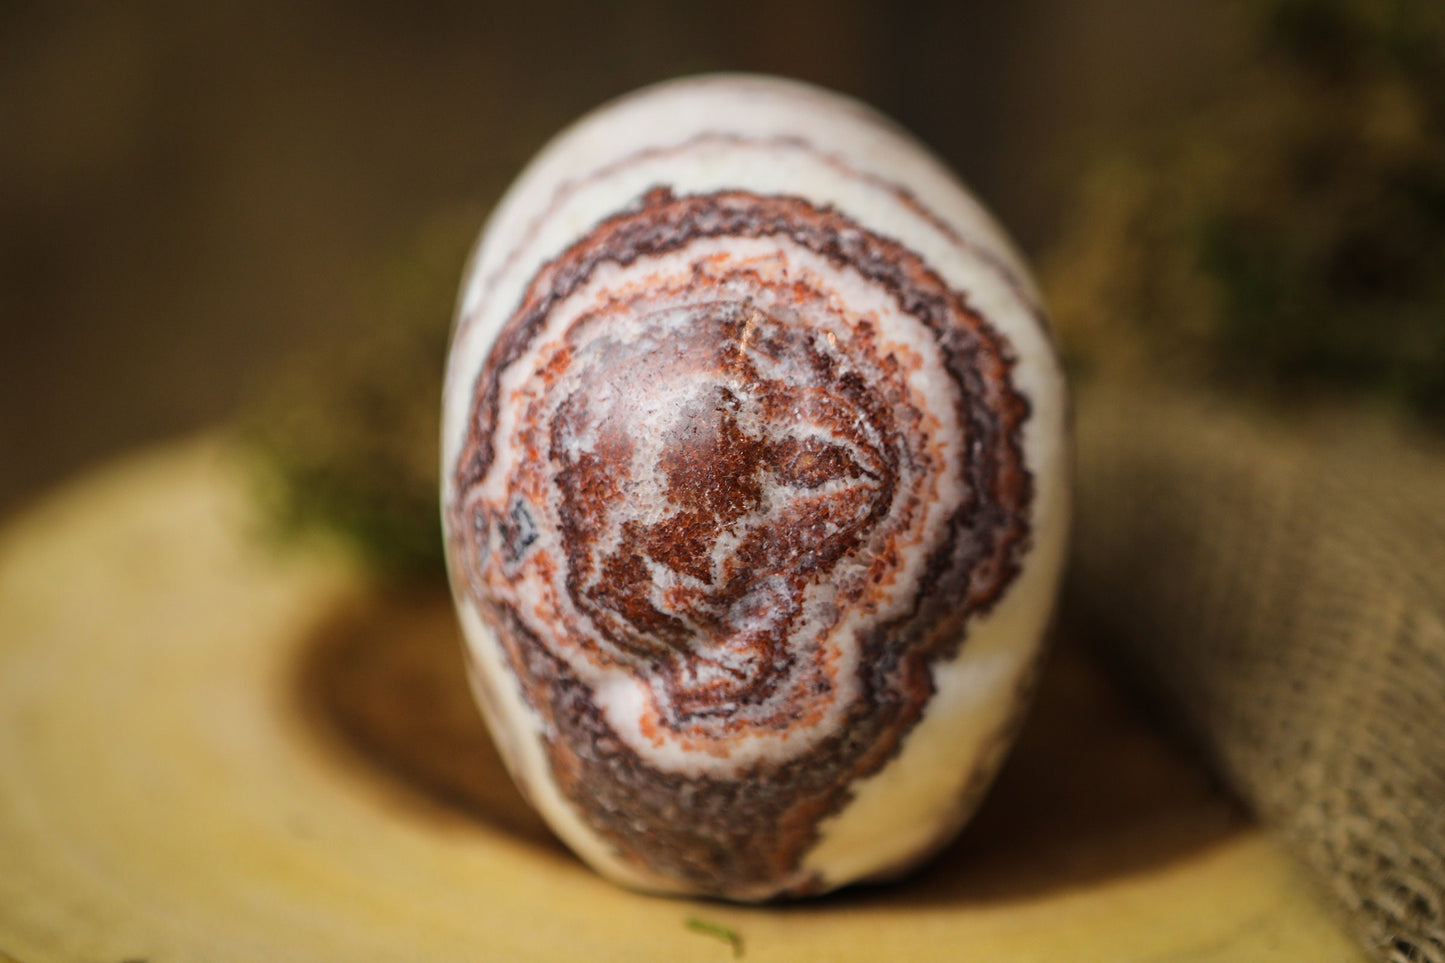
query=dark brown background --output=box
[0,0,1234,520]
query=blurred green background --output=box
[0,0,1237,519]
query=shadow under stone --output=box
[293,587,1241,903]
[294,585,559,851]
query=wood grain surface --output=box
[0,439,1364,962]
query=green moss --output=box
[685,917,744,957]
[1047,0,1445,428]
[237,214,473,580]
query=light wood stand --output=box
[0,439,1363,961]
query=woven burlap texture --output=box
[1070,381,1445,963]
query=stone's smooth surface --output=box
[441,74,1070,900]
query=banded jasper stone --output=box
[441,74,1069,901]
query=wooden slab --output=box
[0,439,1365,962]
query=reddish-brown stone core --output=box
[447,188,1032,897]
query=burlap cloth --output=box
[1070,379,1445,963]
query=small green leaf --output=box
[685,916,744,957]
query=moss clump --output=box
[238,215,473,579]
[1046,0,1445,424]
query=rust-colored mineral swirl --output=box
[447,188,1032,896]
